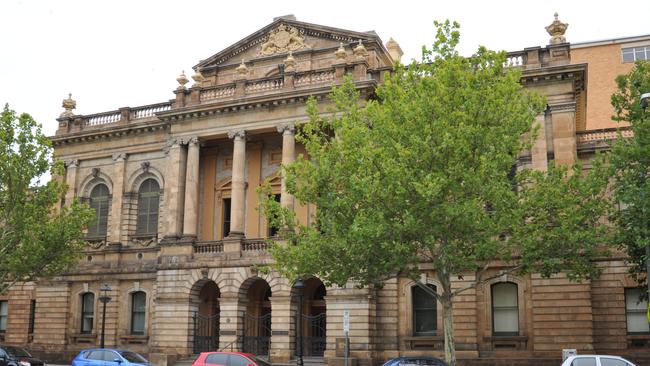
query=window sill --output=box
[120,334,149,344]
[483,335,528,351]
[403,335,443,350]
[71,333,97,344]
[627,334,650,348]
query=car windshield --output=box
[4,346,32,357]
[249,356,271,366]
[119,351,148,363]
[4,347,32,358]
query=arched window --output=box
[491,282,519,336]
[88,184,110,238]
[131,291,146,335]
[412,284,437,336]
[136,179,160,236]
[80,292,94,334]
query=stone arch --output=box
[239,275,273,356]
[291,276,328,357]
[79,171,114,197]
[127,167,165,193]
[188,272,222,354]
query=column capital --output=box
[65,159,79,168]
[227,129,246,140]
[186,136,199,146]
[277,123,295,135]
[166,137,184,149]
[112,152,127,162]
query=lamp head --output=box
[100,283,111,292]
[640,92,650,111]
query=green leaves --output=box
[0,104,93,294]
[609,61,650,289]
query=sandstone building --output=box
[0,14,649,366]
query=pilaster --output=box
[108,153,127,244]
[549,102,577,166]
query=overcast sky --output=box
[1,0,649,138]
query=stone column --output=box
[277,124,296,209]
[64,159,79,206]
[227,130,247,238]
[108,153,127,245]
[269,294,295,363]
[163,138,186,240]
[182,137,200,239]
[549,102,577,166]
[218,295,244,351]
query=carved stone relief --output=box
[258,24,310,56]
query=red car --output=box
[192,352,271,366]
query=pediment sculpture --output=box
[258,24,310,56]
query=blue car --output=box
[382,357,449,366]
[72,349,155,366]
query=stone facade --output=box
[0,15,648,366]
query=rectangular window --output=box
[81,293,94,334]
[625,288,649,333]
[131,292,146,335]
[492,282,519,336]
[621,46,650,63]
[222,198,231,238]
[28,300,36,335]
[0,301,7,332]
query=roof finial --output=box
[60,93,76,118]
[284,51,296,72]
[335,42,347,60]
[192,66,204,86]
[353,39,368,60]
[176,70,189,90]
[545,12,569,45]
[236,59,249,78]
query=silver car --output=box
[561,355,637,366]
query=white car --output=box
[561,355,637,366]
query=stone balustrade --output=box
[193,241,224,255]
[245,77,284,93]
[294,69,336,87]
[200,84,236,102]
[576,127,633,143]
[56,101,172,135]
[242,239,269,252]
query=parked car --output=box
[191,352,270,366]
[561,355,637,366]
[0,346,44,366]
[382,356,449,366]
[71,349,155,366]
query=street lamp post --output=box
[98,283,112,349]
[294,278,305,366]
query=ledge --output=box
[119,334,149,344]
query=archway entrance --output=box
[298,278,327,357]
[243,279,272,356]
[192,280,220,353]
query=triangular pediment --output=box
[196,17,385,69]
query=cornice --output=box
[51,120,168,147]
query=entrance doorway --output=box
[298,278,327,357]
[242,279,272,356]
[192,281,220,354]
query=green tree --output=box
[610,61,650,295]
[261,21,611,366]
[0,104,93,294]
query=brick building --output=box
[0,14,648,366]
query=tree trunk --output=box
[440,272,456,366]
